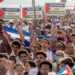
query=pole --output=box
[32,0,36,29]
[33,0,36,19]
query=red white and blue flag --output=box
[57,65,73,75]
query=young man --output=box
[0,20,12,54]
[37,61,53,75]
[11,40,21,56]
[35,51,47,67]
[17,50,28,64]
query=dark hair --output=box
[36,42,42,49]
[57,31,62,34]
[12,41,21,48]
[36,52,46,58]
[25,47,31,54]
[39,36,44,39]
[20,43,25,48]
[0,53,9,59]
[39,61,52,71]
[71,34,75,37]
[0,19,3,22]
[44,39,50,45]
[57,37,64,41]
[60,58,74,67]
[25,60,36,68]
[15,38,22,43]
[18,50,28,58]
[9,55,16,63]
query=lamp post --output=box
[32,0,36,19]
[32,0,36,29]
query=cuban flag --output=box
[3,26,56,40]
[57,65,73,75]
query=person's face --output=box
[10,60,15,65]
[65,44,74,55]
[12,44,19,51]
[30,34,34,42]
[71,36,75,44]
[55,52,63,62]
[50,40,56,51]
[15,65,25,75]
[56,52,63,57]
[56,44,63,50]
[40,64,51,75]
[32,44,41,52]
[25,62,32,72]
[20,45,25,49]
[19,53,28,63]
[36,55,46,66]
[44,40,49,49]
[38,38,44,44]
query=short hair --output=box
[9,54,16,63]
[18,50,28,58]
[44,39,50,45]
[25,60,36,68]
[71,34,75,37]
[25,47,31,54]
[36,51,46,58]
[0,53,9,59]
[39,36,44,39]
[12,41,21,48]
[39,61,52,71]
[36,42,42,49]
[57,37,64,41]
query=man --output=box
[0,19,12,54]
[0,53,13,75]
[17,50,28,64]
[35,51,47,67]
[11,40,21,56]
[71,34,75,46]
[65,43,75,55]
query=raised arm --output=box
[14,19,25,42]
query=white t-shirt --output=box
[45,50,55,63]
[29,67,38,75]
[6,70,17,75]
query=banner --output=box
[22,7,42,19]
[0,0,3,3]
[61,0,66,3]
[45,3,66,15]
[0,8,20,19]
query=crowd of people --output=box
[0,14,75,75]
